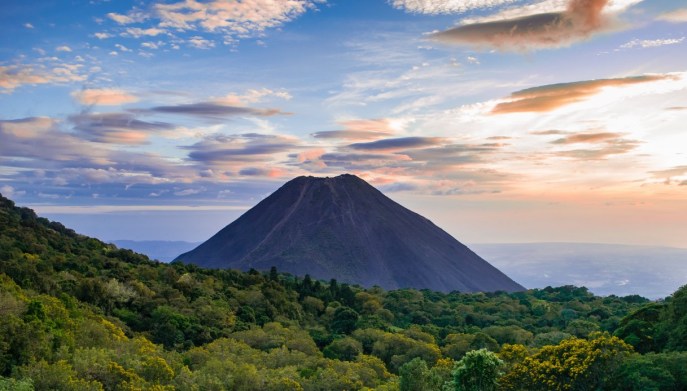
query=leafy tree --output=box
[399,357,430,391]
[452,349,503,391]
[323,337,362,361]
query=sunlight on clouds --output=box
[431,0,640,51]
[71,88,139,106]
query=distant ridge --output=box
[175,174,523,293]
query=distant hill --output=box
[473,243,687,299]
[175,174,524,293]
[111,240,200,262]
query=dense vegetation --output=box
[0,193,686,390]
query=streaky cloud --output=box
[431,0,616,51]
[349,136,444,151]
[492,74,674,114]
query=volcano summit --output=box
[175,174,523,293]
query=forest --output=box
[0,192,686,390]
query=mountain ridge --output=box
[175,174,524,293]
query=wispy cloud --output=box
[122,27,167,38]
[492,74,674,114]
[0,64,85,93]
[312,119,396,141]
[389,0,518,14]
[106,0,322,45]
[431,0,620,51]
[72,88,139,106]
[658,8,687,23]
[147,102,287,118]
[620,37,685,49]
[69,112,175,145]
[551,132,622,144]
[349,136,444,151]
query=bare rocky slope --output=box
[175,174,524,292]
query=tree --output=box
[452,349,503,391]
[500,333,633,391]
[330,306,359,335]
[399,357,430,391]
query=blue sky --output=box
[1,0,686,246]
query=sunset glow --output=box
[1,0,686,246]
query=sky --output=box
[1,0,686,247]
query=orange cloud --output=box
[72,88,139,106]
[552,132,622,144]
[312,119,395,141]
[492,75,673,114]
[431,0,615,51]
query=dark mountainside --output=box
[176,174,524,293]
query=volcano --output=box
[175,174,524,292]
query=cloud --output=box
[0,117,196,191]
[115,44,132,52]
[0,64,85,93]
[122,27,167,38]
[551,132,622,144]
[56,45,72,52]
[72,88,139,106]
[0,185,26,198]
[183,133,299,165]
[492,74,674,114]
[188,36,215,49]
[650,166,687,179]
[107,10,148,25]
[659,8,687,23]
[24,23,34,29]
[217,88,292,106]
[101,0,324,44]
[94,32,113,39]
[239,167,286,177]
[620,37,685,49]
[312,119,396,140]
[148,102,287,118]
[555,139,639,159]
[431,0,619,51]
[530,130,569,135]
[389,0,518,14]
[349,137,444,151]
[69,112,175,145]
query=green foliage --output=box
[0,194,686,390]
[399,357,430,391]
[452,349,503,391]
[500,333,633,391]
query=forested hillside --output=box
[1,193,686,390]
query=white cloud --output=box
[107,10,148,25]
[389,0,518,14]
[115,44,132,52]
[459,0,643,24]
[122,27,167,38]
[94,32,113,39]
[188,36,215,49]
[56,45,72,52]
[103,0,323,44]
[620,37,685,49]
[24,23,34,29]
[0,64,85,93]
[216,88,292,106]
[0,185,25,198]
